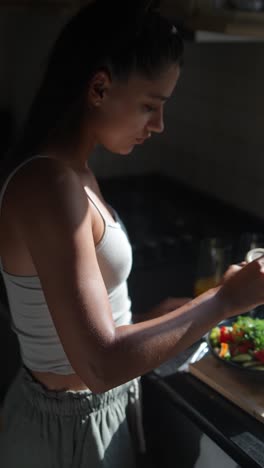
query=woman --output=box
[0,1,264,467]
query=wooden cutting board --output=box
[189,354,264,424]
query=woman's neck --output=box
[43,125,99,171]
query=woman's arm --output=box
[15,158,264,393]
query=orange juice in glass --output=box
[194,276,219,296]
[194,237,231,296]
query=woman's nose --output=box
[148,109,164,134]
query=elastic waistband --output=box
[20,366,135,417]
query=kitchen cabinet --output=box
[142,369,264,468]
[160,0,264,39]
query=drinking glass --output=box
[194,237,232,296]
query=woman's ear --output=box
[88,70,112,107]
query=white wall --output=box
[0,7,264,218]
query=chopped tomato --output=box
[254,350,264,363]
[220,326,234,343]
[229,344,237,357]
[237,341,254,354]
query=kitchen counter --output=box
[142,347,264,468]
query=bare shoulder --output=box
[9,157,88,223]
[5,156,93,273]
[3,158,91,247]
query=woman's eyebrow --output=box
[148,94,169,102]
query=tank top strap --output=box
[84,190,109,226]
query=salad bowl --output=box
[207,313,264,379]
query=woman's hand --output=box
[218,255,264,317]
[133,297,192,323]
[220,261,247,283]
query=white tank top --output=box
[0,156,133,374]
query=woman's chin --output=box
[117,145,135,155]
[105,142,135,155]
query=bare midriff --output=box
[31,370,90,392]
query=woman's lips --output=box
[135,135,150,144]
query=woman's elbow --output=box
[73,354,115,394]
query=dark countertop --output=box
[144,359,264,468]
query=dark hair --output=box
[0,0,184,183]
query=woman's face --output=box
[88,63,180,155]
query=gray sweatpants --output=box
[0,366,145,468]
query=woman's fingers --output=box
[221,264,243,283]
[219,257,264,317]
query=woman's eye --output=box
[144,105,157,113]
